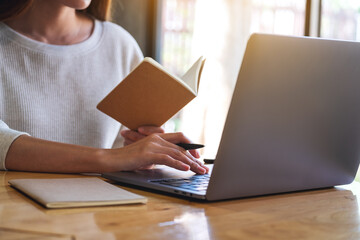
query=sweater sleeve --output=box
[0,120,30,170]
[111,26,144,149]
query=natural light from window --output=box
[321,0,360,40]
[160,0,306,158]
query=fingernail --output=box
[198,166,206,174]
[182,164,190,171]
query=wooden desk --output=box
[0,171,359,240]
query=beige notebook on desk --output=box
[9,178,147,209]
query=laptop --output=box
[103,33,360,201]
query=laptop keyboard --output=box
[150,174,210,193]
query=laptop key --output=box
[151,174,210,192]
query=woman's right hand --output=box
[100,132,209,174]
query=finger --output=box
[159,132,203,163]
[157,143,208,174]
[150,153,191,171]
[189,149,201,159]
[183,151,209,173]
[152,149,205,174]
[160,132,192,144]
[146,134,208,174]
[138,126,165,135]
[121,129,146,142]
[176,150,208,174]
[123,139,134,146]
[179,148,209,173]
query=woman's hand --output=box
[121,126,201,159]
[121,126,164,146]
[101,132,208,174]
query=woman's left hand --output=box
[121,126,201,159]
[121,126,165,146]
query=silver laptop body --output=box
[103,34,360,201]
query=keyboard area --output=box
[150,174,210,193]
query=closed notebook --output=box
[9,178,147,209]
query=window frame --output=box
[305,0,322,37]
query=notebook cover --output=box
[9,178,147,209]
[97,60,195,130]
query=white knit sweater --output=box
[0,20,143,170]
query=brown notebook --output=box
[9,178,147,209]
[97,57,205,130]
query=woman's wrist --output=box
[93,148,125,173]
[91,148,110,173]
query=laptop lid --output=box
[206,33,360,200]
[103,34,360,201]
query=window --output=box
[158,0,360,181]
[159,0,197,76]
[159,0,306,157]
[160,0,306,76]
[321,0,360,40]
[247,0,306,36]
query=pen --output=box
[203,159,215,164]
[176,143,205,150]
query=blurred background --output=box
[112,0,360,162]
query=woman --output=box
[0,0,208,174]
